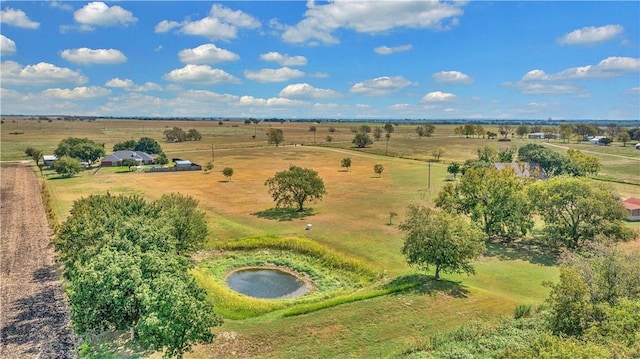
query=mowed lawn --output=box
[15,117,640,357]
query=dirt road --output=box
[1,162,75,358]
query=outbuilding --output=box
[43,155,58,167]
[623,197,640,221]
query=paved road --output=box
[1,162,76,358]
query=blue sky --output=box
[1,1,638,120]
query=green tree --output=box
[374,164,384,177]
[618,131,631,147]
[121,157,138,171]
[164,127,187,142]
[266,128,284,147]
[415,124,435,137]
[54,137,105,166]
[561,244,640,306]
[55,193,220,359]
[26,147,43,165]
[341,157,352,172]
[68,248,147,333]
[399,206,485,280]
[447,162,461,180]
[154,194,208,254]
[114,139,137,151]
[222,167,234,181]
[499,124,513,138]
[136,274,222,359]
[373,127,383,141]
[528,176,634,249]
[476,145,499,163]
[265,166,326,211]
[516,124,530,138]
[545,266,592,336]
[186,128,202,141]
[518,143,574,177]
[567,149,601,175]
[352,132,373,148]
[135,137,163,154]
[52,156,84,177]
[204,162,213,173]
[575,123,598,138]
[384,122,394,134]
[559,124,574,143]
[156,152,169,165]
[435,167,533,238]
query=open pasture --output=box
[4,117,640,357]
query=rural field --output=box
[2,117,639,358]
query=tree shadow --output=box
[384,273,469,299]
[483,238,559,266]
[252,207,314,222]
[0,264,76,358]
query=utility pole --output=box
[211,144,215,163]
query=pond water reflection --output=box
[226,268,313,299]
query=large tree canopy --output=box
[265,165,326,211]
[54,137,105,166]
[435,167,533,238]
[528,176,634,249]
[399,205,485,280]
[55,193,220,358]
[517,143,580,177]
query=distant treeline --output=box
[3,115,639,127]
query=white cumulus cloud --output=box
[156,4,260,41]
[178,44,240,64]
[74,2,137,30]
[374,44,413,55]
[244,67,305,83]
[280,1,464,45]
[260,52,307,66]
[105,78,161,92]
[421,91,456,102]
[521,57,639,82]
[155,20,180,33]
[163,64,241,85]
[1,35,16,55]
[350,76,415,96]
[432,70,473,84]
[559,24,624,45]
[42,86,111,99]
[1,61,87,86]
[61,48,126,64]
[279,83,341,99]
[0,7,40,29]
[239,95,306,107]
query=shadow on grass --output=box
[384,273,469,299]
[252,207,314,222]
[483,238,559,266]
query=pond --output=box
[226,267,313,299]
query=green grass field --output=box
[2,117,638,358]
